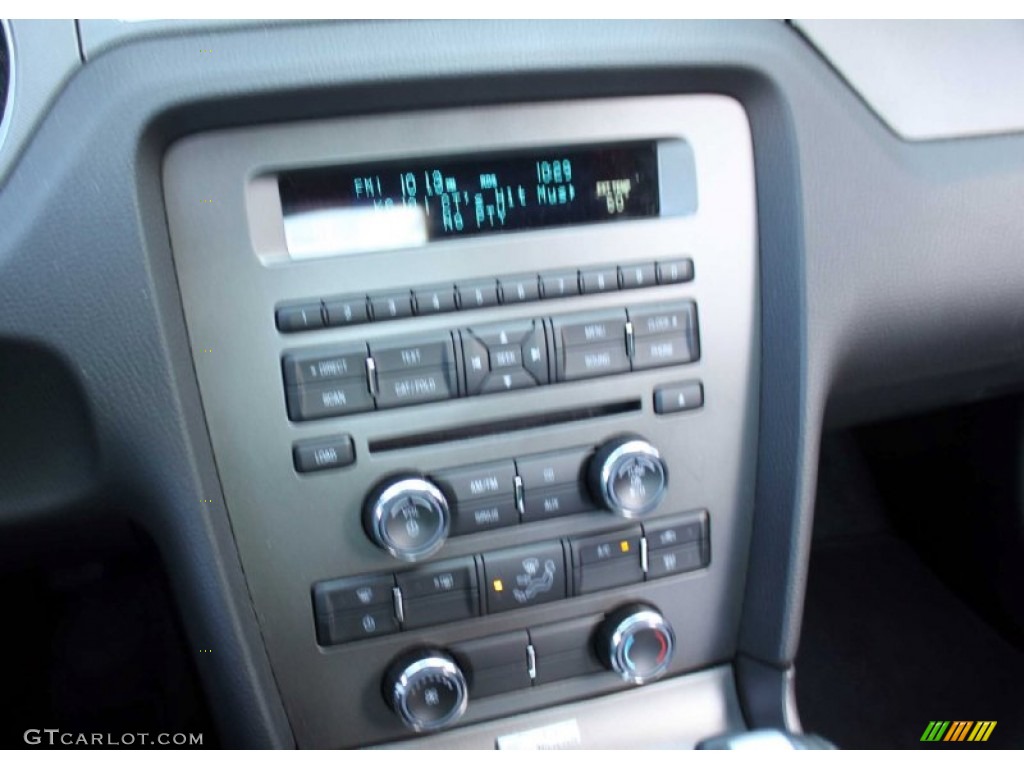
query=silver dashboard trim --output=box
[163,94,759,748]
[0,20,16,155]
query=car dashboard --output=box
[1,19,1023,750]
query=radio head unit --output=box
[163,95,758,748]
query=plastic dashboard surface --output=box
[163,95,758,747]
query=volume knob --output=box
[364,475,450,561]
[588,436,668,518]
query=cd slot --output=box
[368,399,642,453]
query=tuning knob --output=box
[596,603,676,684]
[383,649,469,732]
[588,436,668,518]
[364,475,450,561]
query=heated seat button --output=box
[645,541,707,579]
[312,574,400,645]
[316,605,399,645]
[483,541,567,614]
[643,511,708,550]
[451,631,531,698]
[292,435,355,473]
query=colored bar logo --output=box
[921,721,997,742]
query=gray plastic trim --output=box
[658,138,699,217]
[376,665,743,749]
[0,20,80,185]
[734,655,802,734]
[77,19,301,61]
[794,20,1024,141]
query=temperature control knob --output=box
[364,476,450,561]
[384,649,469,732]
[597,603,676,684]
[588,436,668,518]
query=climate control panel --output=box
[313,510,709,646]
[381,603,676,732]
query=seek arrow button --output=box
[480,370,537,393]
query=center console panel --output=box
[163,95,758,748]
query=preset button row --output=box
[275,258,695,333]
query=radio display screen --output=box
[278,142,660,258]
